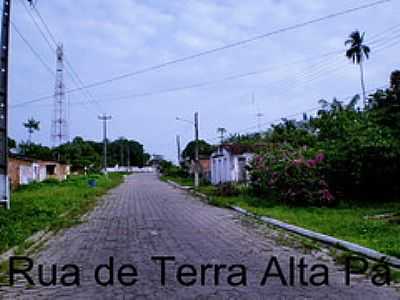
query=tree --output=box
[54,137,101,171]
[182,140,214,161]
[345,31,371,108]
[390,70,400,96]
[18,142,52,160]
[23,118,40,143]
[217,128,227,144]
[7,137,16,151]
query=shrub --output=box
[159,161,188,178]
[317,118,400,200]
[215,183,240,197]
[249,145,334,206]
[41,178,60,185]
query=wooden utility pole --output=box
[98,114,112,174]
[194,112,199,188]
[176,135,181,164]
[0,0,11,209]
[127,144,130,171]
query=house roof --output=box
[9,154,69,166]
[220,144,256,155]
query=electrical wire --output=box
[206,84,389,143]
[13,0,393,107]
[10,21,55,76]
[18,0,103,113]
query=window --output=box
[46,164,56,175]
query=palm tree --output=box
[27,0,37,7]
[390,70,400,95]
[23,118,40,143]
[217,127,227,144]
[345,31,371,108]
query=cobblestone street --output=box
[1,174,398,299]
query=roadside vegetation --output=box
[161,175,400,258]
[9,135,150,174]
[161,68,400,259]
[0,173,123,254]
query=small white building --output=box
[106,165,155,173]
[210,144,254,185]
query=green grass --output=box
[164,175,400,258]
[0,173,124,254]
[161,175,194,187]
[211,194,400,258]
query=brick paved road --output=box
[1,174,399,299]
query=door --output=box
[238,157,247,182]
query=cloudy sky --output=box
[8,0,399,162]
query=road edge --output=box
[165,179,400,268]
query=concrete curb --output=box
[164,179,400,268]
[166,180,192,191]
[231,206,400,268]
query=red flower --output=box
[321,189,334,203]
[315,153,325,163]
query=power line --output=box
[13,30,398,111]
[59,31,400,109]
[206,84,389,143]
[18,0,55,53]
[367,23,400,44]
[10,21,55,76]
[31,3,58,46]
[11,29,398,111]
[13,0,393,106]
[18,0,103,113]
[7,49,341,108]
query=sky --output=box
[8,0,400,163]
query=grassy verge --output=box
[0,173,124,254]
[161,175,194,187]
[164,175,400,258]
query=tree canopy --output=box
[182,140,215,160]
[12,136,150,172]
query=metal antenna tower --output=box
[51,44,68,146]
[252,93,264,132]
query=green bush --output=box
[314,109,400,200]
[249,145,334,206]
[41,178,60,185]
[160,161,188,178]
[215,183,240,197]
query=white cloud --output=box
[9,0,400,161]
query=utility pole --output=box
[175,114,199,187]
[127,144,130,171]
[0,0,11,209]
[120,142,124,168]
[176,135,181,164]
[98,114,112,174]
[194,112,199,188]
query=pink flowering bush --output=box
[249,145,335,206]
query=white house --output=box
[210,144,254,185]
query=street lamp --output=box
[175,117,193,125]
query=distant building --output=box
[185,155,211,182]
[210,144,255,185]
[8,155,70,189]
[148,154,165,169]
[106,165,155,173]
